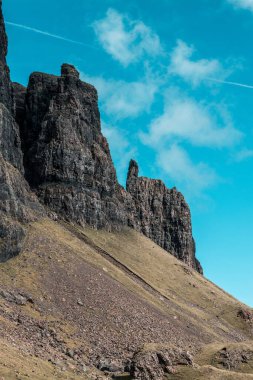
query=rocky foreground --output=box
[0,219,253,379]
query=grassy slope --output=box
[166,341,253,379]
[81,224,253,342]
[0,218,252,379]
[166,365,253,379]
[0,338,94,380]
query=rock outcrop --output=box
[126,159,202,272]
[0,154,43,261]
[18,64,127,230]
[130,344,193,380]
[0,1,202,272]
[215,346,253,371]
[0,1,43,261]
[0,0,12,111]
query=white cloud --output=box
[92,8,162,66]
[81,72,157,119]
[103,123,129,153]
[169,40,224,86]
[234,148,253,161]
[140,92,243,194]
[227,0,253,11]
[157,144,217,193]
[140,94,242,149]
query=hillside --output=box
[0,218,253,379]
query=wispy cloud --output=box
[169,40,225,86]
[92,8,163,66]
[234,148,253,161]
[157,144,217,194]
[168,40,253,91]
[140,91,242,194]
[6,21,93,47]
[227,0,253,12]
[89,10,252,195]
[81,72,158,119]
[140,92,242,149]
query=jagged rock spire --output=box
[61,63,80,79]
[126,159,139,189]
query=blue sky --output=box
[3,0,253,306]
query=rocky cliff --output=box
[0,1,202,273]
[126,160,202,272]
[17,64,128,230]
[0,0,43,261]
[0,0,11,111]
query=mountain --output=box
[0,0,201,273]
[0,1,253,379]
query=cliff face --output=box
[0,0,12,111]
[126,160,202,273]
[18,64,128,230]
[0,2,202,272]
[0,0,43,261]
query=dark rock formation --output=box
[0,103,23,172]
[0,0,12,110]
[0,1,43,261]
[9,63,202,272]
[0,153,42,261]
[0,0,202,272]
[12,82,26,129]
[0,108,42,261]
[237,309,253,323]
[19,64,127,230]
[214,346,253,371]
[126,159,202,272]
[130,344,193,379]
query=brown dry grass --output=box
[0,338,96,380]
[0,218,252,379]
[79,224,253,341]
[166,365,253,379]
[166,341,253,379]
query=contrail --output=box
[207,77,253,89]
[5,21,94,48]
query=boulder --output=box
[130,344,193,380]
